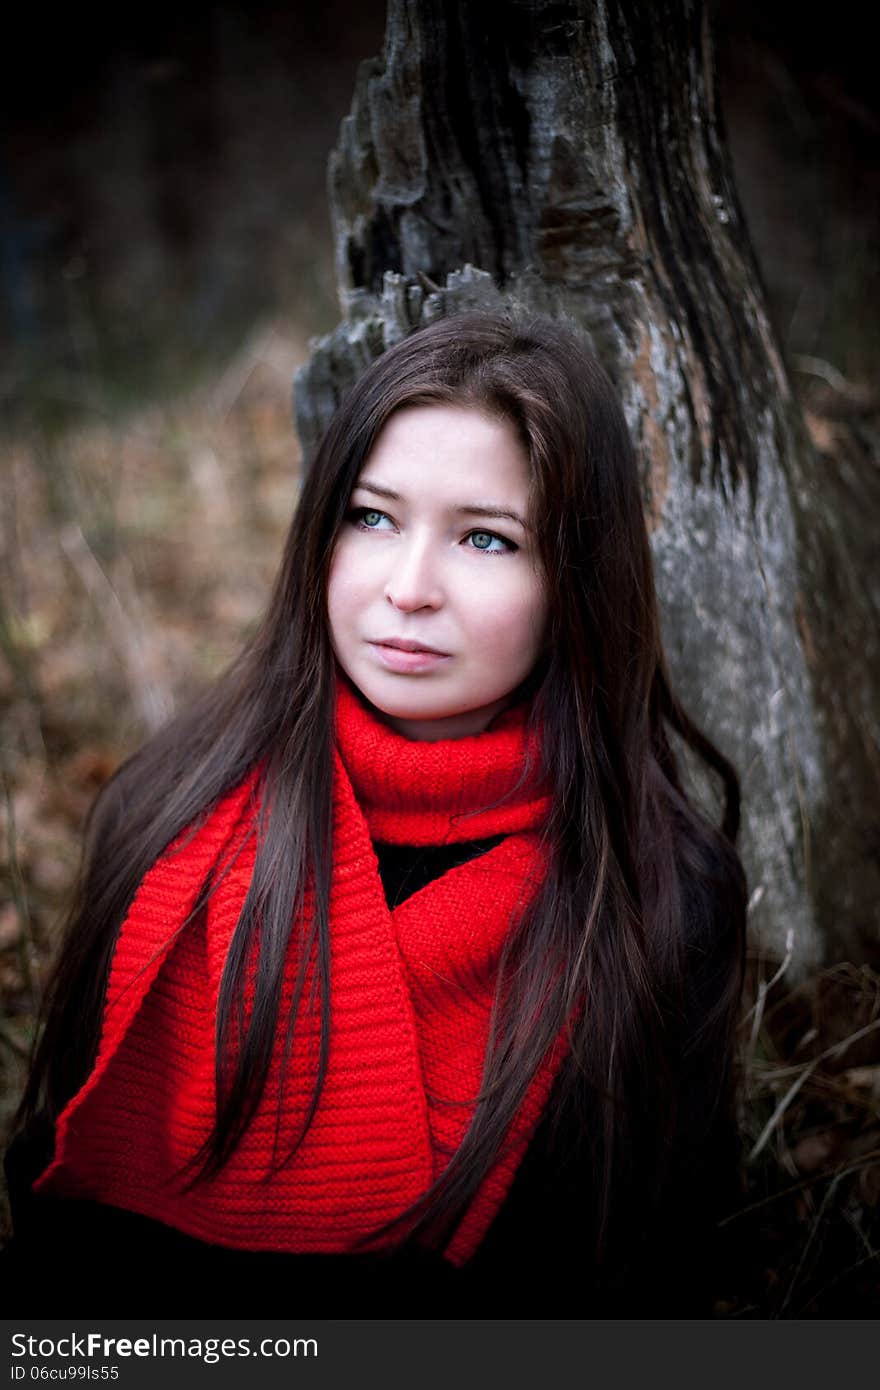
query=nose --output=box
[384,534,444,612]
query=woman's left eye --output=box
[466,530,517,554]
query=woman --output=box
[3,310,747,1316]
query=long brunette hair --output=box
[18,311,746,1263]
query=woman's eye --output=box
[467,530,517,554]
[348,508,515,552]
[351,507,392,530]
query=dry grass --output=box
[0,317,308,1199]
[721,954,880,1315]
[1,352,878,1315]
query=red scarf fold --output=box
[36,678,564,1264]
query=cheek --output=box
[326,561,352,653]
[466,573,548,653]
[327,544,364,630]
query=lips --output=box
[373,637,450,656]
[369,639,451,674]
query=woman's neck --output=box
[376,694,515,742]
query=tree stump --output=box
[294,0,880,971]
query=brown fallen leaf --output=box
[791,1132,836,1173]
[843,1066,880,1098]
[0,902,23,952]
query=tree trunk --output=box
[294,0,880,971]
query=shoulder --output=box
[671,823,748,1058]
[677,821,747,960]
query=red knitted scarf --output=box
[36,677,563,1264]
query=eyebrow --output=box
[354,479,531,531]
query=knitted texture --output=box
[36,678,561,1264]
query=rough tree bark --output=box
[294,0,880,971]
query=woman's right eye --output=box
[349,507,393,530]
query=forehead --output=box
[359,403,531,498]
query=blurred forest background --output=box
[1,0,878,1315]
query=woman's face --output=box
[327,402,548,741]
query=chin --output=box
[368,691,461,722]
[354,676,463,720]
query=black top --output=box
[1,836,742,1317]
[372,835,506,909]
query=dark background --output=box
[1,0,877,408]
